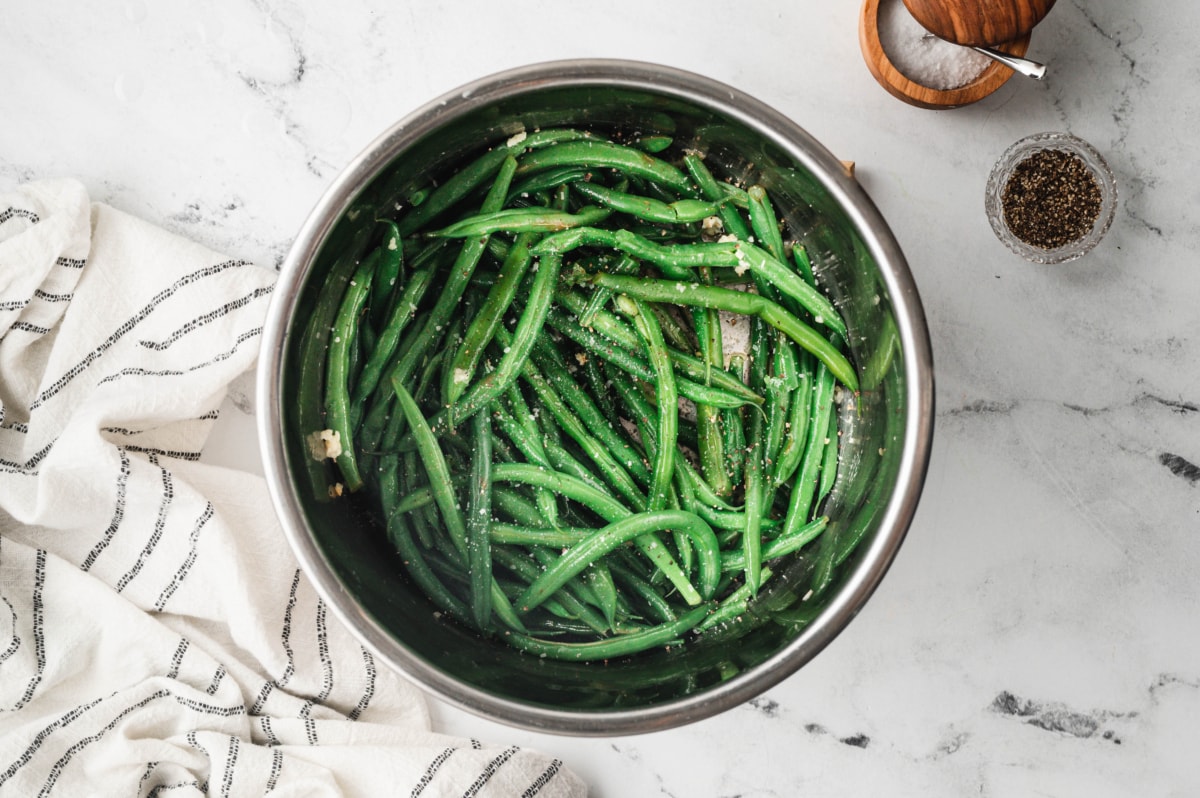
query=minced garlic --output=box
[307,429,342,461]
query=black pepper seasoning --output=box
[1001,149,1102,250]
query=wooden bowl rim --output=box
[860,0,1030,110]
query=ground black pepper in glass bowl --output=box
[985,132,1117,264]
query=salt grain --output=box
[877,0,990,90]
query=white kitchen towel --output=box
[0,179,585,798]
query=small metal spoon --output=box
[971,45,1046,79]
[922,33,1047,79]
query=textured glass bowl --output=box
[985,132,1118,264]
[258,60,935,736]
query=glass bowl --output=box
[985,132,1118,264]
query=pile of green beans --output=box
[300,126,856,661]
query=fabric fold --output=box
[0,179,586,798]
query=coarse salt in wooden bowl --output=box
[860,0,1032,109]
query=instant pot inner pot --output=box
[281,83,909,713]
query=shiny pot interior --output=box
[258,60,934,735]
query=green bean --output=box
[604,364,738,515]
[429,252,562,432]
[579,253,638,327]
[545,306,760,409]
[491,546,610,637]
[583,562,619,628]
[526,546,612,629]
[514,339,646,511]
[504,602,713,661]
[490,400,560,524]
[507,166,593,203]
[547,226,847,340]
[817,402,840,503]
[577,273,858,392]
[581,353,621,430]
[778,362,837,539]
[567,288,735,386]
[530,335,651,486]
[489,523,589,547]
[370,220,405,330]
[351,259,439,420]
[720,516,828,572]
[746,185,786,262]
[763,335,798,484]
[386,513,473,625]
[722,356,747,488]
[516,509,718,613]
[395,146,513,236]
[323,251,377,492]
[571,181,719,224]
[430,206,611,238]
[628,134,673,154]
[491,464,703,606]
[393,381,468,556]
[771,353,813,488]
[296,221,374,499]
[445,231,537,405]
[513,127,607,150]
[618,296,676,513]
[609,560,677,624]
[360,155,518,450]
[683,153,752,240]
[697,567,773,632]
[515,140,695,197]
[467,410,493,629]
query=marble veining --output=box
[5,1,1197,795]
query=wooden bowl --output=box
[860,0,1032,109]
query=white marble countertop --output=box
[6,1,1197,795]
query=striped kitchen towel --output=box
[0,179,585,798]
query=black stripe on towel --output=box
[186,730,211,793]
[11,550,47,711]
[266,748,284,792]
[148,779,203,797]
[249,570,302,716]
[219,735,240,798]
[0,439,57,476]
[98,326,264,387]
[166,638,189,680]
[137,287,273,351]
[0,594,20,663]
[462,746,520,798]
[115,454,174,593]
[347,647,376,721]
[206,665,227,696]
[33,288,74,303]
[9,321,50,335]
[259,716,281,747]
[154,502,215,611]
[37,690,173,797]
[29,259,251,411]
[410,748,456,798]
[121,444,202,462]
[521,759,565,798]
[80,449,131,572]
[0,207,40,225]
[0,697,106,788]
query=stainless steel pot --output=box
[257,59,934,736]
